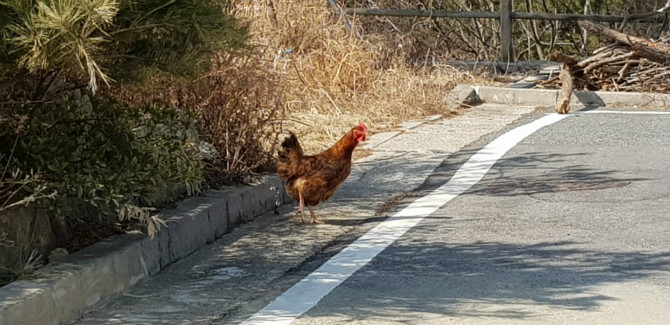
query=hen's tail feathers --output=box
[277,132,303,179]
[279,132,304,158]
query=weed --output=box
[0,249,44,286]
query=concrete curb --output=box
[0,175,289,325]
[455,85,670,109]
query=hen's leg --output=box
[308,206,322,224]
[297,191,306,223]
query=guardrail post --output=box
[500,0,514,62]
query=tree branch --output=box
[578,20,670,64]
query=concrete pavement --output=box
[275,110,670,325]
[69,103,537,325]
[4,84,669,325]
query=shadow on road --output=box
[308,239,670,321]
[299,149,668,322]
[418,150,646,197]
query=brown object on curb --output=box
[556,63,574,114]
[549,52,576,114]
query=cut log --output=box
[582,52,634,73]
[578,20,670,64]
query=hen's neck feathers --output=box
[321,129,357,159]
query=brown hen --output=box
[277,123,368,223]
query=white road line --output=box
[577,110,670,115]
[240,113,569,325]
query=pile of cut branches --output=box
[542,20,670,93]
[575,42,669,92]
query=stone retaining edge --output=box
[0,175,289,325]
[451,85,670,109]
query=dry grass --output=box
[111,50,285,185]
[232,0,492,154]
[110,0,497,185]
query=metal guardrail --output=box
[342,0,668,62]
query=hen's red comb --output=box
[358,122,368,132]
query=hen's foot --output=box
[307,206,321,224]
[296,210,306,223]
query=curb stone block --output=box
[249,186,270,219]
[0,280,53,325]
[0,175,287,325]
[215,176,287,228]
[443,84,480,108]
[203,190,229,237]
[71,248,118,310]
[478,87,558,106]
[466,85,670,109]
[137,235,162,276]
[42,265,85,325]
[245,179,282,221]
[572,90,605,107]
[156,223,171,270]
[164,200,211,263]
[264,175,291,206]
[110,234,159,290]
[577,91,670,108]
[239,187,256,223]
[221,189,243,229]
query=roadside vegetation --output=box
[1,0,667,285]
[0,0,246,284]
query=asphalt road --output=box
[73,107,670,325]
[241,109,670,325]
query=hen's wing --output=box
[294,155,352,202]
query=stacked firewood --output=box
[578,43,670,92]
[541,21,670,93]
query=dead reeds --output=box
[233,0,486,153]
[116,0,492,183]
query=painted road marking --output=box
[241,113,569,325]
[577,110,670,115]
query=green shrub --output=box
[0,94,204,235]
[0,0,248,237]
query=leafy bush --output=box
[0,0,245,237]
[0,93,204,235]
